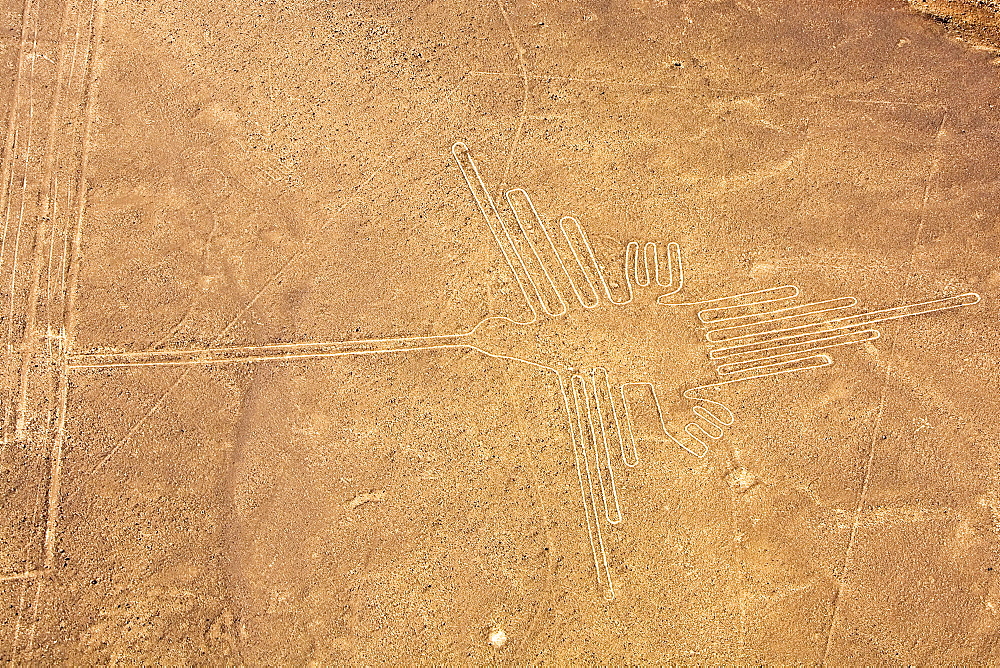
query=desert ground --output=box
[1,0,999,663]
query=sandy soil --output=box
[2,0,999,663]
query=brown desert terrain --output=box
[2,0,999,663]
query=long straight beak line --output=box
[66,333,476,369]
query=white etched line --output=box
[711,354,835,382]
[68,334,476,368]
[709,326,879,360]
[621,382,709,458]
[560,373,614,600]
[581,369,623,526]
[699,296,857,325]
[453,141,542,319]
[504,188,570,315]
[594,365,636,469]
[706,292,980,344]
[6,2,40,657]
[42,0,107,582]
[661,283,800,309]
[560,215,622,306]
[0,569,44,583]
[6,5,42,359]
[702,298,858,339]
[717,345,868,375]
[713,330,881,372]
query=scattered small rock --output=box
[727,467,757,492]
[347,490,385,509]
[488,627,507,648]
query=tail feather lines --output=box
[664,287,982,456]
